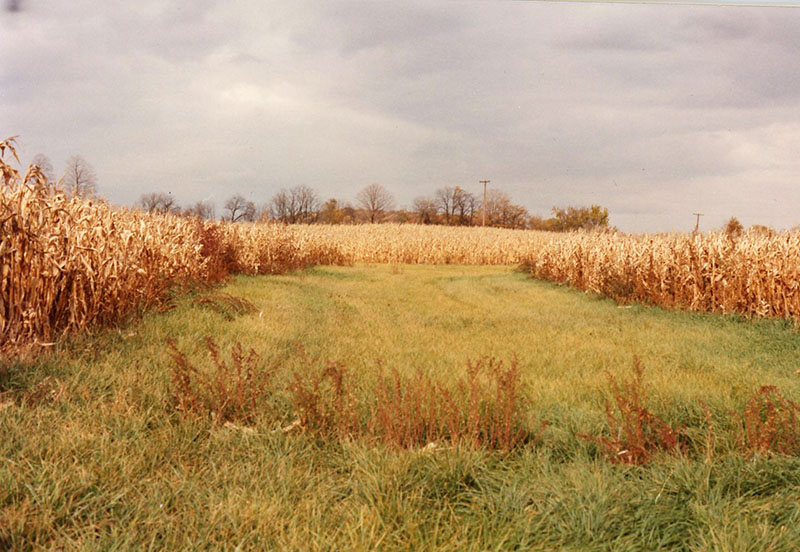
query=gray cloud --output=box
[2,1,800,232]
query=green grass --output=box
[3,264,800,550]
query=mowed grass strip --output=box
[224,264,800,410]
[2,264,800,550]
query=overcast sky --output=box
[2,1,800,232]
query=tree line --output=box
[137,183,610,232]
[25,153,609,232]
[28,151,786,235]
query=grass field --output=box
[3,265,800,550]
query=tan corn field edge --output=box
[523,231,800,319]
[0,139,342,350]
[3,138,800,351]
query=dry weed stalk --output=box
[734,385,800,456]
[699,401,716,465]
[288,353,544,451]
[581,357,684,465]
[166,338,272,424]
[288,357,360,438]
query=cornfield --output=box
[289,223,551,265]
[522,230,800,319]
[5,134,800,352]
[0,138,343,351]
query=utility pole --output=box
[480,180,490,226]
[693,212,704,233]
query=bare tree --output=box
[224,194,256,222]
[269,189,294,223]
[412,197,438,224]
[138,192,180,214]
[30,153,55,182]
[435,187,455,224]
[293,185,320,223]
[269,185,320,223]
[432,187,475,225]
[63,155,97,199]
[356,183,394,223]
[184,200,215,220]
[451,187,476,226]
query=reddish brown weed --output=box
[166,338,273,424]
[735,385,800,456]
[288,358,360,438]
[291,355,546,451]
[581,357,684,464]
